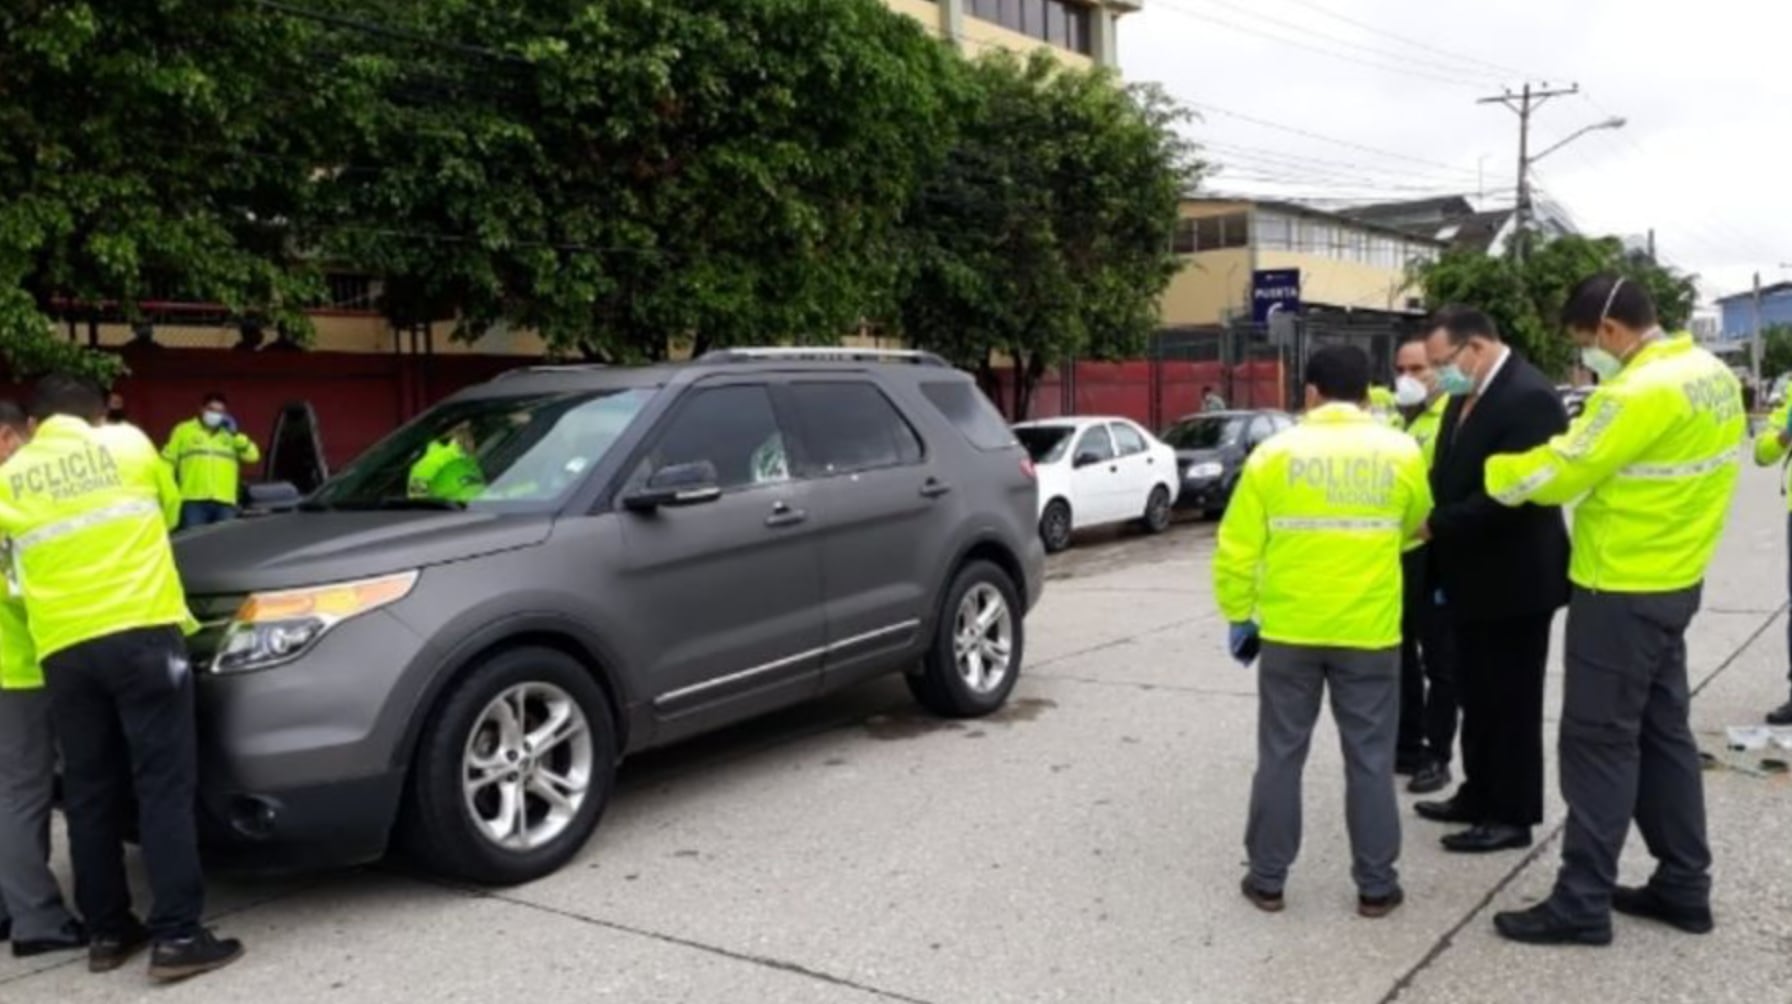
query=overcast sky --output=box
[1120,0,1791,307]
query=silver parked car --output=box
[174,349,1045,884]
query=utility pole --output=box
[1753,270,1764,392]
[1647,228,1656,262]
[1478,82,1582,263]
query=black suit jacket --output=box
[1429,350,1570,624]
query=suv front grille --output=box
[186,594,247,665]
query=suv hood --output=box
[175,511,554,595]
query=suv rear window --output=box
[789,382,923,476]
[921,381,1015,451]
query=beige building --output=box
[886,0,1140,68]
[1160,198,1445,327]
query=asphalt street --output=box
[3,469,1790,1003]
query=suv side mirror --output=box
[625,461,722,511]
[1074,451,1102,469]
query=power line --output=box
[1203,141,1498,188]
[1168,0,1500,87]
[1150,1,1489,91]
[1275,0,1560,83]
[1182,99,1480,176]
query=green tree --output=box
[315,0,964,361]
[1761,324,1792,382]
[1413,234,1700,376]
[893,51,1200,418]
[0,0,337,380]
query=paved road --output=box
[4,469,1790,1002]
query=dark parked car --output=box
[174,348,1045,884]
[1160,410,1294,517]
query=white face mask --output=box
[1580,346,1624,381]
[1393,375,1429,407]
[201,410,225,429]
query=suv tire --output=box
[400,646,617,885]
[1040,499,1074,554]
[907,561,1025,718]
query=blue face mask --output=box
[1436,364,1474,397]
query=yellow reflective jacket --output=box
[1214,403,1433,648]
[407,439,485,502]
[1485,335,1744,592]
[163,417,261,505]
[0,587,40,690]
[0,417,195,660]
[1398,394,1448,554]
[1752,399,1792,502]
[1367,385,1403,429]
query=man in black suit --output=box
[1414,306,1570,853]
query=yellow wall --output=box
[1160,249,1252,326]
[1256,251,1421,314]
[885,0,945,32]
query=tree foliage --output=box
[1761,324,1792,382]
[893,52,1201,418]
[1413,234,1700,377]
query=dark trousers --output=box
[1397,550,1459,766]
[42,627,205,941]
[177,501,237,532]
[1786,512,1792,688]
[1550,586,1710,923]
[1453,611,1552,827]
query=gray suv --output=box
[175,349,1044,884]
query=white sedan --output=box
[1013,416,1181,553]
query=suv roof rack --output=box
[698,347,951,367]
[492,364,611,380]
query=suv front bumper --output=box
[191,609,428,873]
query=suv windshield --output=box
[1015,426,1075,464]
[308,389,655,511]
[1162,416,1248,450]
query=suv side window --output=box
[1075,426,1116,463]
[920,381,1015,451]
[1110,422,1148,456]
[789,382,924,476]
[642,384,789,491]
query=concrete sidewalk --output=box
[1,467,1788,1002]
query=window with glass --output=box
[788,382,924,477]
[308,389,657,511]
[970,0,1094,55]
[1110,422,1148,456]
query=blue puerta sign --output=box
[1250,269,1301,323]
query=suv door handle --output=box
[920,478,952,499]
[765,502,808,528]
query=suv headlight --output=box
[1187,461,1224,479]
[212,571,419,674]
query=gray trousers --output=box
[1247,642,1401,898]
[1551,586,1711,923]
[0,686,76,939]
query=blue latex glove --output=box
[222,414,238,435]
[1228,621,1261,666]
[1433,588,1446,607]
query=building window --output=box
[1189,212,1249,252]
[1253,212,1292,251]
[1173,218,1199,255]
[973,0,1095,56]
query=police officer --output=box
[1484,275,1743,946]
[1751,396,1792,725]
[1391,335,1458,796]
[0,374,244,981]
[1215,345,1432,918]
[162,390,260,530]
[0,400,86,959]
[407,421,486,502]
[1366,383,1403,428]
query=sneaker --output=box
[148,930,245,983]
[1408,760,1452,795]
[89,918,151,974]
[1359,887,1405,918]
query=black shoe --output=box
[1358,887,1405,919]
[1768,700,1792,727]
[1395,753,1426,776]
[1240,877,1285,914]
[12,919,88,958]
[1442,824,1533,854]
[1494,902,1612,946]
[149,929,245,983]
[0,918,10,943]
[89,919,151,974]
[1414,793,1477,824]
[1612,885,1714,935]
[1408,760,1452,796]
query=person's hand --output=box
[1228,621,1261,666]
[221,413,238,435]
[1415,521,1433,542]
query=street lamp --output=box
[1530,116,1627,165]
